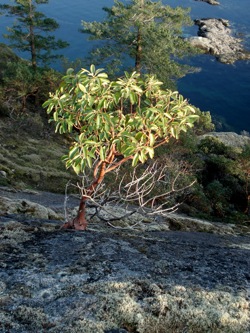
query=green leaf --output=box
[86,156,93,168]
[129,92,136,104]
[100,146,105,161]
[73,164,81,175]
[123,146,135,157]
[69,146,79,159]
[146,147,154,159]
[78,83,86,93]
[96,114,101,129]
[97,72,108,78]
[82,146,88,158]
[149,133,155,147]
[66,68,74,75]
[90,64,96,74]
[121,131,132,138]
[81,159,86,171]
[132,153,139,167]
[53,112,58,121]
[139,151,147,164]
[84,140,97,145]
[135,132,143,141]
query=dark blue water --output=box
[0,0,249,133]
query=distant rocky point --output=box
[195,0,220,5]
[189,18,250,64]
[200,131,250,148]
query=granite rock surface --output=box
[0,189,249,332]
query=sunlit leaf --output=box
[146,147,154,159]
[132,153,139,167]
[90,64,96,74]
[78,83,86,93]
[73,164,81,175]
[149,133,155,147]
[69,146,79,159]
[100,146,105,161]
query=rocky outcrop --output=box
[189,18,250,63]
[0,188,244,234]
[195,0,220,5]
[0,188,249,332]
[0,213,249,333]
[200,132,250,149]
[0,196,60,220]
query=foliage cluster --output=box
[44,65,198,173]
[0,45,61,117]
[181,136,250,222]
[81,0,199,88]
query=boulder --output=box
[0,196,60,220]
[189,18,250,63]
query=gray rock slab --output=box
[0,214,249,332]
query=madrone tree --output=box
[43,65,199,230]
[0,0,68,69]
[81,0,198,87]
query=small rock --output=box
[0,170,7,178]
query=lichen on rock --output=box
[0,196,60,220]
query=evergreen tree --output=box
[81,0,198,87]
[0,0,69,69]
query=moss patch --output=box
[0,115,76,193]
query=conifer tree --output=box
[81,0,198,87]
[0,0,69,69]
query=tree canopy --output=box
[0,0,69,68]
[81,0,198,87]
[43,65,199,229]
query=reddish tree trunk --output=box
[62,161,107,230]
[72,196,88,230]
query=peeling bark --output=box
[62,161,107,230]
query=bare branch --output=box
[116,158,196,216]
[63,156,196,227]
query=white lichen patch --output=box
[78,280,250,333]
[229,243,250,250]
[0,221,33,248]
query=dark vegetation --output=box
[174,136,250,223]
[0,0,249,226]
